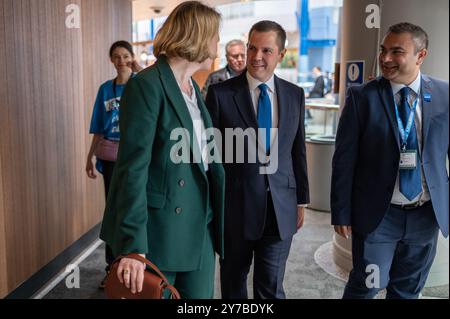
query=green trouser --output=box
[161,222,216,299]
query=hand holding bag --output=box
[105,253,180,299]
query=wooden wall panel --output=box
[80,0,132,234]
[0,0,132,297]
[0,155,6,298]
[0,0,8,298]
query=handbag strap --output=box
[113,253,181,299]
[163,283,181,299]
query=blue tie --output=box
[257,83,272,154]
[398,87,422,201]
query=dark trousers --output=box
[102,160,116,269]
[344,202,439,299]
[220,192,293,299]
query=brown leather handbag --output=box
[105,253,180,299]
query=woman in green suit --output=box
[99,1,225,299]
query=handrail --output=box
[305,103,340,111]
[305,100,340,136]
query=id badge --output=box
[399,150,417,170]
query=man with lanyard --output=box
[201,39,246,98]
[331,22,449,298]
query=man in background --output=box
[202,39,246,98]
[308,66,325,98]
[305,66,325,120]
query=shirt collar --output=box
[246,71,275,94]
[390,71,421,96]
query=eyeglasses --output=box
[227,54,246,60]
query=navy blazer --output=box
[331,75,449,237]
[206,72,310,241]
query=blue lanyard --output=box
[394,95,419,151]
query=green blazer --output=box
[99,56,225,272]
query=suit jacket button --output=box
[179,180,185,187]
[175,207,182,214]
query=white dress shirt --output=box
[390,71,430,205]
[179,78,209,172]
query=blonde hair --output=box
[153,1,221,62]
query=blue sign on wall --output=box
[346,61,365,88]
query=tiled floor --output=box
[40,209,449,299]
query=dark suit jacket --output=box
[331,75,449,237]
[100,56,226,271]
[309,75,325,98]
[206,72,309,241]
[201,66,232,98]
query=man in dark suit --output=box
[305,66,325,120]
[331,22,449,299]
[308,66,325,98]
[206,20,309,299]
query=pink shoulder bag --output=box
[95,138,119,162]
